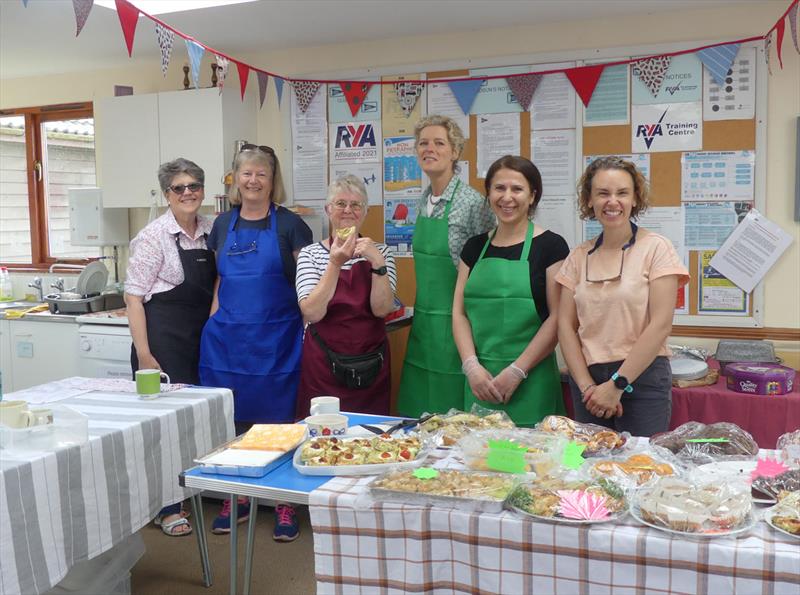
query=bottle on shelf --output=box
[0,267,13,302]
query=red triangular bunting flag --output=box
[236,62,249,101]
[257,72,269,109]
[506,74,543,111]
[790,4,799,54]
[72,0,93,37]
[340,82,372,117]
[566,64,605,107]
[114,0,139,57]
[632,56,671,97]
[292,81,321,113]
[776,18,786,69]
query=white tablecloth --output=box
[0,386,234,595]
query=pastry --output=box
[336,225,356,240]
[591,453,675,485]
[231,424,306,452]
[537,415,626,455]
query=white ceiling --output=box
[1,0,758,80]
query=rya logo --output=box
[335,124,377,149]
[665,84,682,95]
[635,108,668,149]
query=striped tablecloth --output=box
[0,387,234,595]
[309,452,800,595]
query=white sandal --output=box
[160,516,193,537]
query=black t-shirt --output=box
[460,230,569,320]
[208,206,313,284]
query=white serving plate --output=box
[763,507,800,540]
[509,504,628,524]
[691,461,778,504]
[292,438,430,476]
[630,503,756,539]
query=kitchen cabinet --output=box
[9,320,79,392]
[0,319,12,393]
[96,87,256,208]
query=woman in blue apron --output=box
[126,158,216,537]
[200,145,312,540]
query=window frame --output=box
[0,101,97,270]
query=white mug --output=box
[305,413,348,438]
[309,396,340,416]
[30,408,54,426]
[0,400,35,429]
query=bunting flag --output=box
[340,82,373,116]
[185,39,204,88]
[394,81,424,116]
[776,17,786,68]
[447,79,485,115]
[632,56,671,97]
[114,0,139,57]
[236,62,250,100]
[72,0,93,37]
[274,77,285,106]
[790,3,799,53]
[696,43,740,86]
[764,32,773,75]
[21,0,28,6]
[256,71,269,108]
[215,55,229,91]
[292,81,321,113]
[506,73,543,111]
[565,64,605,107]
[154,23,174,77]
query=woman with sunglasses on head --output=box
[199,145,312,540]
[452,156,568,425]
[556,157,688,437]
[295,175,397,417]
[125,157,216,537]
[397,115,495,418]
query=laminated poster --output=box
[632,54,702,105]
[476,112,520,179]
[469,65,529,115]
[531,61,576,130]
[684,202,751,251]
[384,197,419,257]
[291,83,328,205]
[532,129,576,197]
[585,153,651,183]
[703,46,756,121]
[383,136,422,198]
[681,151,754,202]
[329,163,383,206]
[632,101,702,153]
[698,250,748,315]
[328,79,381,123]
[584,64,629,126]
[329,120,382,165]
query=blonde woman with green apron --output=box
[397,115,495,418]
[453,156,568,425]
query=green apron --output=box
[463,221,565,425]
[397,181,464,417]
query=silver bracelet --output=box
[509,363,528,379]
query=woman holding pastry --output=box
[397,115,495,418]
[452,155,568,425]
[556,156,688,437]
[295,175,397,416]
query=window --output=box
[0,102,100,267]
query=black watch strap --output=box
[371,265,388,276]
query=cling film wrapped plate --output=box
[587,447,683,490]
[456,428,565,476]
[535,415,628,456]
[418,404,516,447]
[777,429,800,467]
[506,476,628,523]
[649,421,758,464]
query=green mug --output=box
[136,369,171,398]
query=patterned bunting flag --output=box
[236,62,249,100]
[154,23,174,77]
[185,39,204,89]
[696,43,740,86]
[72,0,93,37]
[215,55,229,92]
[565,64,605,107]
[340,82,373,117]
[506,73,543,111]
[764,33,773,75]
[292,81,321,113]
[256,71,269,108]
[114,0,140,57]
[632,56,671,97]
[446,79,485,115]
[274,77,285,106]
[790,3,799,53]
[776,17,786,69]
[394,81,424,117]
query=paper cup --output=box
[305,413,348,437]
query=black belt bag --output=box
[310,326,385,390]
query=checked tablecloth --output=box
[309,452,800,595]
[0,387,234,595]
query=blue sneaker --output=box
[211,498,250,535]
[273,504,299,542]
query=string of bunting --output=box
[23,0,800,115]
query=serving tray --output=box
[292,436,430,476]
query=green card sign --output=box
[686,438,730,443]
[486,440,528,474]
[413,467,438,480]
[561,441,586,470]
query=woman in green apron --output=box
[452,155,569,425]
[397,115,495,417]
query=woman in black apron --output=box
[125,158,216,537]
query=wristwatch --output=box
[371,265,388,276]
[611,372,633,393]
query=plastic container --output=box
[0,405,89,451]
[0,267,13,301]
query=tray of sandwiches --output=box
[293,434,429,476]
[506,476,628,524]
[195,424,307,477]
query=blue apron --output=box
[199,205,303,423]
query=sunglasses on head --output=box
[240,144,275,155]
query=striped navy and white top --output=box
[296,241,398,301]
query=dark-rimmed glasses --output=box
[331,200,364,212]
[169,183,204,194]
[240,144,275,155]
[585,248,628,283]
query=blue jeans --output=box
[568,356,672,438]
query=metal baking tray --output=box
[715,339,779,373]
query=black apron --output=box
[131,233,216,384]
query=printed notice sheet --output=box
[684,202,750,250]
[469,65,529,114]
[632,102,702,153]
[709,209,793,293]
[531,129,576,197]
[585,153,651,183]
[384,197,419,257]
[534,196,578,248]
[384,136,422,198]
[329,163,383,205]
[328,79,381,123]
[329,120,382,165]
[585,64,629,126]
[681,151,754,202]
[632,54,702,105]
[703,46,756,121]
[699,250,748,314]
[427,80,469,138]
[476,112,520,178]
[531,62,576,130]
[291,83,328,205]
